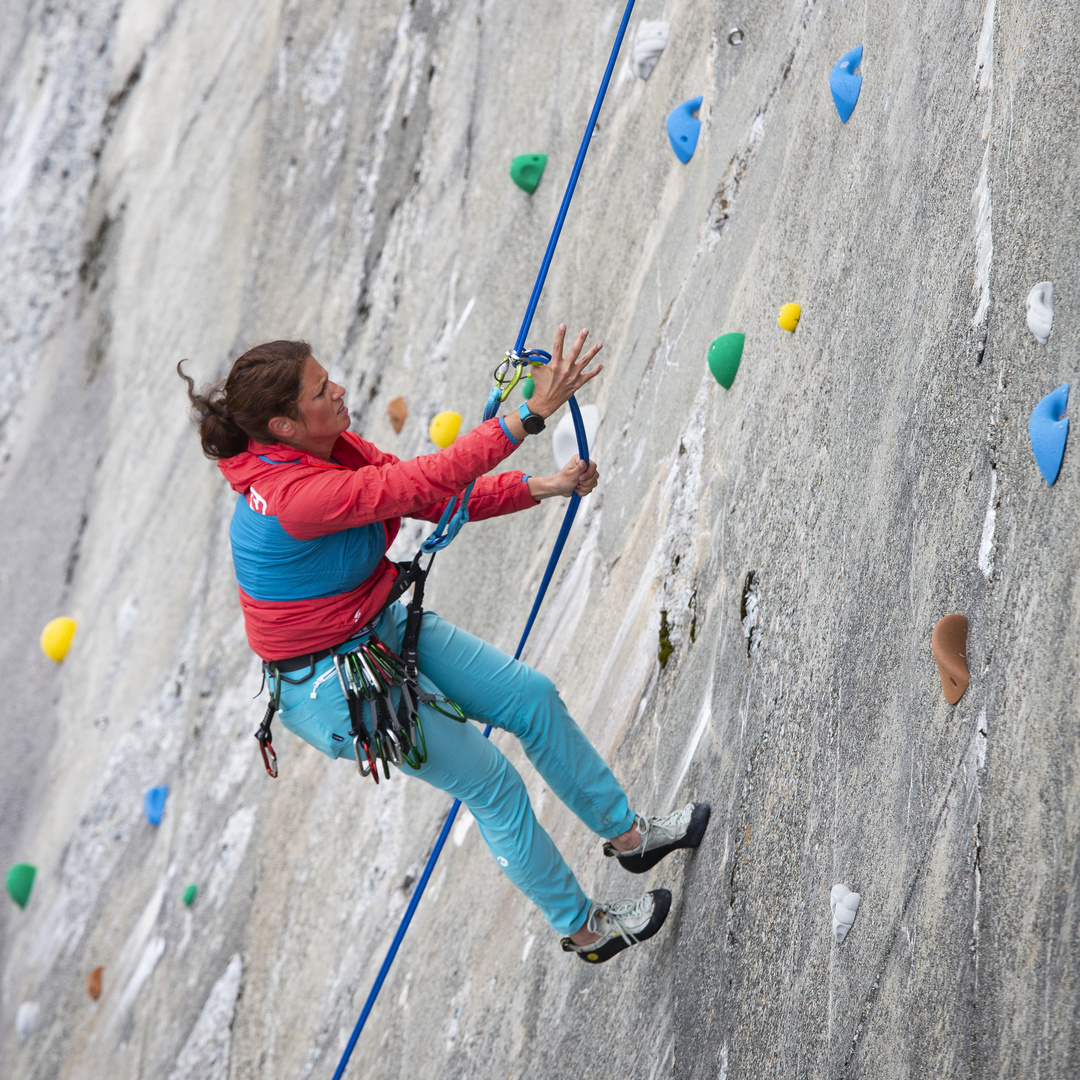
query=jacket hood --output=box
[217,438,341,495]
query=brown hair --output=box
[178,340,312,458]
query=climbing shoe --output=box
[560,889,672,964]
[603,802,711,875]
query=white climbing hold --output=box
[830,883,861,943]
[15,1001,40,1044]
[632,20,670,80]
[552,405,600,471]
[1026,281,1053,344]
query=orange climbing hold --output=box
[87,966,103,1000]
[931,615,969,705]
[387,397,408,434]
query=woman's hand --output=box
[528,325,603,420]
[528,456,600,501]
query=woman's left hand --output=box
[528,456,600,501]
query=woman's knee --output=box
[461,753,533,830]
[515,664,563,714]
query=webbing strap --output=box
[331,2,636,1074]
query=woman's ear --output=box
[267,415,294,440]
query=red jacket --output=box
[218,418,536,659]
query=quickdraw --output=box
[331,630,465,784]
[255,677,280,778]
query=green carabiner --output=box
[493,354,527,403]
[430,696,467,722]
[372,730,391,782]
[406,715,427,767]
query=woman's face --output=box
[291,355,349,444]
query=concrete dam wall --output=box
[1,0,1077,1077]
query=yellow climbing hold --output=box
[778,303,801,332]
[429,411,462,448]
[40,617,77,663]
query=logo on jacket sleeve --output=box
[248,487,268,514]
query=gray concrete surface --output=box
[1,0,1078,1077]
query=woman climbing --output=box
[179,326,709,963]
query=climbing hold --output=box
[666,96,703,164]
[632,20,670,79]
[15,1001,40,1044]
[707,333,745,389]
[87,966,103,1001]
[830,884,861,944]
[520,376,535,400]
[727,28,745,46]
[829,46,863,124]
[1029,383,1069,485]
[429,411,462,448]
[1026,281,1054,344]
[931,615,969,705]
[552,405,600,470]
[6,863,36,909]
[40,616,76,663]
[386,396,408,434]
[510,154,547,195]
[144,785,169,827]
[182,884,198,907]
[778,303,801,332]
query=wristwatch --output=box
[518,400,546,435]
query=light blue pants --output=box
[274,603,637,935]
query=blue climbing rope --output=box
[332,3,635,1075]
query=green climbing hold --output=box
[510,154,547,194]
[521,376,535,400]
[182,884,197,907]
[6,863,36,910]
[707,333,745,390]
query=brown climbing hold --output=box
[87,966,103,1000]
[931,614,969,705]
[387,397,408,434]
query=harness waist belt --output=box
[271,647,334,672]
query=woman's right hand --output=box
[528,325,603,420]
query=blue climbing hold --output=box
[144,786,169,827]
[829,46,863,124]
[1029,383,1069,485]
[666,96,703,163]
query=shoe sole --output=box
[616,802,711,875]
[572,889,672,964]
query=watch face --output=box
[523,412,546,435]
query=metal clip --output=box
[354,734,375,778]
[493,351,527,402]
[256,731,278,778]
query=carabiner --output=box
[382,726,404,767]
[258,734,278,778]
[373,730,391,781]
[430,695,467,722]
[354,733,378,781]
[493,352,527,403]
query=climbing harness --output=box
[253,551,463,782]
[330,0,637,1075]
